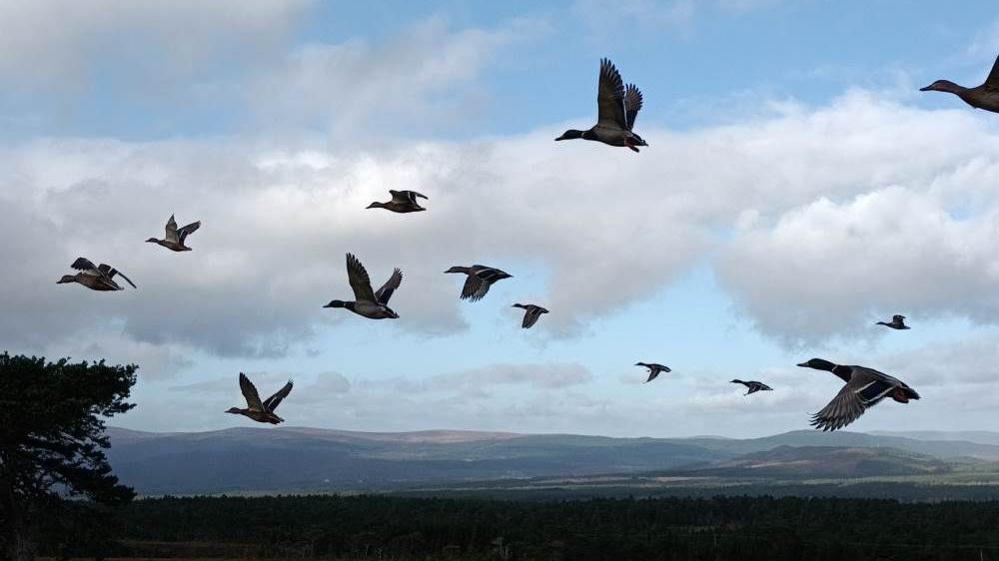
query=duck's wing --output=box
[99,264,136,288]
[239,372,265,411]
[375,268,403,305]
[597,58,627,130]
[893,314,905,322]
[177,220,201,244]
[71,257,98,272]
[624,83,643,130]
[810,371,896,431]
[389,190,410,204]
[346,253,377,303]
[521,307,542,329]
[164,215,179,243]
[986,54,999,90]
[460,274,489,301]
[263,380,293,412]
[407,190,428,200]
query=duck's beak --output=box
[919,85,933,92]
[796,362,809,368]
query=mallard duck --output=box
[876,314,909,330]
[731,379,773,395]
[225,372,293,424]
[635,362,670,383]
[146,214,201,252]
[323,253,401,319]
[367,190,428,213]
[920,54,999,113]
[445,265,512,301]
[512,303,549,329]
[556,58,648,152]
[57,258,136,291]
[797,358,920,431]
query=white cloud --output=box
[0,0,312,90]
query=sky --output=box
[6,0,999,438]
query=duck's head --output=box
[366,201,385,210]
[323,300,346,309]
[797,358,837,371]
[56,274,76,284]
[730,379,743,384]
[444,266,466,274]
[225,407,242,414]
[920,79,962,93]
[555,129,585,141]
[145,237,160,243]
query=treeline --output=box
[47,494,999,560]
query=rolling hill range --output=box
[106,426,999,496]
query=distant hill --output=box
[870,430,999,447]
[105,426,999,496]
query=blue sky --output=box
[6,0,999,437]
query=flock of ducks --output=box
[59,54,999,432]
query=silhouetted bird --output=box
[731,379,773,395]
[146,214,201,251]
[367,190,428,213]
[921,54,999,113]
[797,358,919,432]
[556,58,648,152]
[636,362,671,383]
[57,258,136,291]
[876,314,909,330]
[512,303,549,329]
[445,265,512,302]
[324,253,401,319]
[225,372,293,425]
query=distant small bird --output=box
[225,372,293,425]
[920,54,999,113]
[636,362,671,383]
[731,379,773,395]
[367,190,429,213]
[445,265,512,302]
[512,303,549,329]
[57,258,136,291]
[797,358,919,432]
[146,214,201,252]
[556,58,648,152]
[324,253,401,319]
[876,314,909,330]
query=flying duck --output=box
[920,54,999,113]
[636,362,671,383]
[797,358,919,432]
[146,215,201,252]
[57,258,136,291]
[445,265,512,302]
[512,303,549,329]
[367,190,428,213]
[876,314,909,330]
[556,58,648,152]
[225,372,293,425]
[731,379,773,395]
[324,253,401,319]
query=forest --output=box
[39,494,999,560]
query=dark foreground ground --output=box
[39,494,999,561]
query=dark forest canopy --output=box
[113,494,999,560]
[0,353,136,561]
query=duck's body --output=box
[367,190,428,213]
[512,303,549,329]
[324,253,401,319]
[445,265,512,302]
[57,258,136,291]
[921,54,999,113]
[876,314,909,330]
[556,58,648,152]
[226,372,293,425]
[797,358,919,432]
[636,362,671,383]
[146,214,201,252]
[731,379,773,395]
